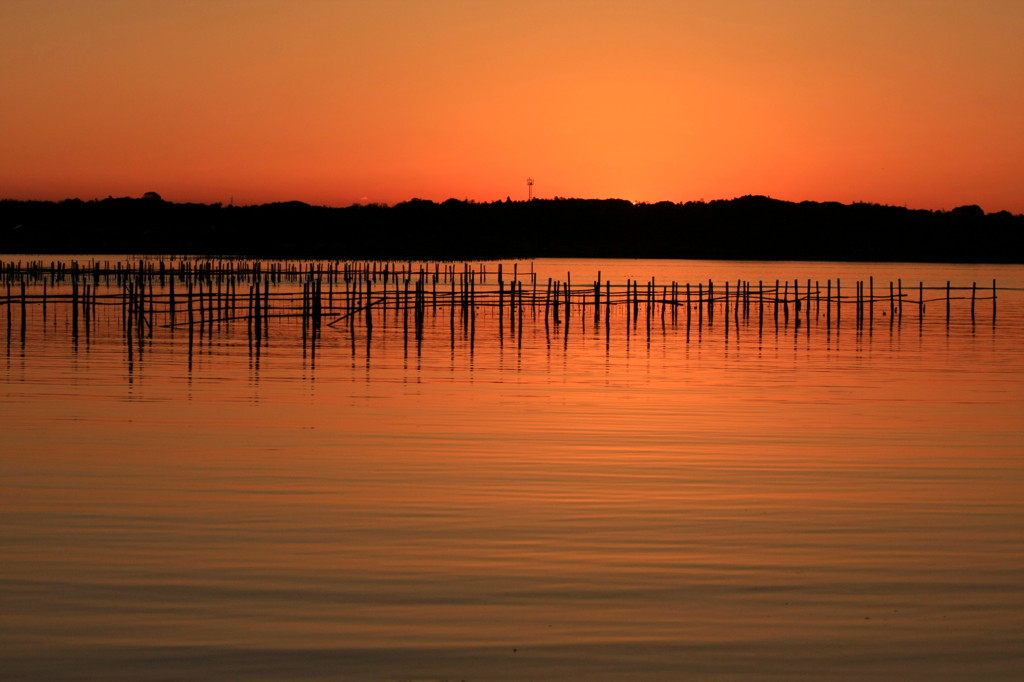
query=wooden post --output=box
[855,281,861,328]
[302,280,310,349]
[897,279,903,319]
[507,278,515,336]
[773,279,779,325]
[189,277,199,347]
[365,279,373,333]
[758,280,763,330]
[782,280,789,324]
[552,278,560,326]
[121,282,129,336]
[793,279,800,323]
[661,284,667,325]
[645,280,652,337]
[835,278,841,326]
[970,281,976,323]
[724,281,730,338]
[686,282,692,327]
[498,277,505,330]
[734,280,741,327]
[697,282,703,328]
[598,280,606,323]
[86,283,95,343]
[992,279,997,325]
[169,277,176,327]
[197,280,206,333]
[805,279,811,326]
[518,280,525,345]
[564,280,571,329]
[71,274,79,341]
[125,284,134,361]
[263,278,270,338]
[314,278,323,332]
[946,280,951,325]
[246,282,253,343]
[20,279,27,345]
[469,275,476,345]
[869,276,874,329]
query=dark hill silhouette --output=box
[0,195,1020,263]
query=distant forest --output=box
[1,194,1021,263]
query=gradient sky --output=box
[2,0,1022,212]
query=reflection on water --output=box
[2,258,1023,681]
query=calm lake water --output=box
[2,258,1023,681]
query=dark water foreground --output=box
[2,258,1023,681]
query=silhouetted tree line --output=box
[1,194,1020,262]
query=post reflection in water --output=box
[1,257,1023,682]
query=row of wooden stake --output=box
[2,270,1001,348]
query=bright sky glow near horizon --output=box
[1,0,1022,213]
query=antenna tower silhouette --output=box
[526,177,534,201]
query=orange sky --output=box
[2,1,1022,212]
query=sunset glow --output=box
[2,1,1022,212]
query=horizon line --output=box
[2,193,1019,217]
